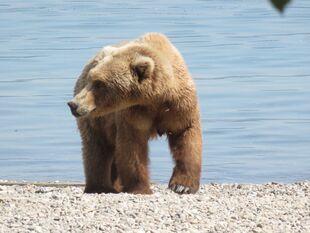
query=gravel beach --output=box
[0,180,309,233]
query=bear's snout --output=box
[67,101,81,117]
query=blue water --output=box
[0,0,309,183]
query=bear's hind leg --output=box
[168,125,202,194]
[115,122,152,194]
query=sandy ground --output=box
[0,180,309,233]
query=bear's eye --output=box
[92,80,103,90]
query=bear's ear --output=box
[131,55,154,83]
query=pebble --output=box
[0,181,309,232]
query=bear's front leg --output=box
[115,121,152,194]
[78,118,117,194]
[168,124,202,194]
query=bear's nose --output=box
[67,101,80,117]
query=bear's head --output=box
[68,44,172,118]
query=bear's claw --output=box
[169,184,192,194]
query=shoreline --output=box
[0,180,85,187]
[0,181,309,232]
[0,179,308,186]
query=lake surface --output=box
[0,0,309,184]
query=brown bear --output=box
[68,33,202,194]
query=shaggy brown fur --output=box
[68,33,202,194]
